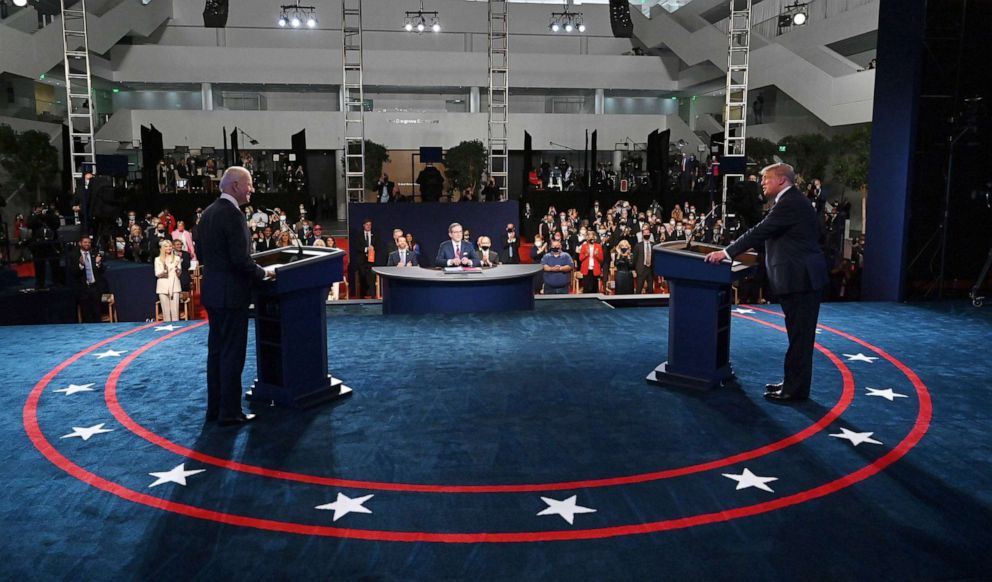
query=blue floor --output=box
[1,301,990,580]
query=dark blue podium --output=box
[249,246,353,408]
[647,241,758,390]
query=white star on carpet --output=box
[154,324,182,332]
[148,463,206,488]
[815,328,823,334]
[536,495,597,525]
[842,352,878,363]
[53,383,95,396]
[733,308,755,314]
[722,468,778,492]
[93,349,127,359]
[865,387,908,402]
[60,423,114,441]
[315,492,374,521]
[829,427,883,446]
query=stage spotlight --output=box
[404,2,441,35]
[277,2,317,31]
[416,21,424,32]
[290,15,300,27]
[577,21,586,33]
[565,21,573,32]
[432,21,440,33]
[141,0,153,5]
[792,11,807,25]
[549,3,584,35]
[550,21,560,32]
[278,15,287,26]
[404,21,413,31]
[306,16,316,27]
[13,0,27,6]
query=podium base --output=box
[646,361,735,391]
[247,375,354,409]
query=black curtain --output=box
[140,124,163,195]
[523,131,533,195]
[590,130,598,177]
[61,124,71,195]
[291,129,309,198]
[646,129,670,203]
[230,127,240,168]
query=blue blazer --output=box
[725,187,829,295]
[194,197,266,309]
[435,240,480,267]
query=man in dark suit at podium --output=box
[195,166,275,426]
[705,163,828,403]
[435,222,480,267]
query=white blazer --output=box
[154,256,182,295]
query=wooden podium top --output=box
[655,241,760,269]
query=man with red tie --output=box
[578,230,604,293]
[435,222,480,267]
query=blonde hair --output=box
[158,239,175,262]
[761,162,796,184]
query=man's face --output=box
[642,229,651,239]
[313,226,322,238]
[231,172,254,205]
[761,171,786,197]
[397,237,408,250]
[263,227,272,238]
[393,229,403,242]
[80,238,91,252]
[363,222,372,232]
[449,226,463,242]
[479,237,491,250]
[551,244,562,254]
[463,230,471,241]
[173,240,183,253]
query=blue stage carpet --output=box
[1,301,990,580]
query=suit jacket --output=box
[501,237,521,264]
[386,250,419,267]
[352,230,381,266]
[435,240,481,267]
[68,248,106,288]
[724,187,828,295]
[154,256,183,295]
[194,197,265,309]
[578,242,605,277]
[632,239,654,273]
[479,249,500,267]
[255,237,277,253]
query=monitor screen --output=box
[420,146,443,164]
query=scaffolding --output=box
[60,0,97,190]
[342,0,366,204]
[488,0,509,201]
[721,0,752,217]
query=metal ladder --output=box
[721,0,752,216]
[342,0,366,204]
[488,0,509,201]
[60,0,97,191]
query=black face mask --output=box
[552,248,562,253]
[480,246,490,251]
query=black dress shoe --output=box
[217,413,256,426]
[764,391,808,403]
[205,413,218,422]
[765,382,784,395]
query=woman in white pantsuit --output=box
[154,239,182,321]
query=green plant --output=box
[777,133,831,181]
[363,139,390,190]
[0,124,59,203]
[443,140,487,193]
[745,137,778,168]
[831,125,872,194]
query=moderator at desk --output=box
[373,265,543,315]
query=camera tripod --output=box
[970,245,991,307]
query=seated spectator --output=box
[387,236,418,267]
[276,231,295,248]
[171,220,196,261]
[540,240,574,294]
[255,226,277,252]
[311,224,327,247]
[477,236,500,267]
[172,238,192,292]
[123,225,148,263]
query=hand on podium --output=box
[264,266,277,280]
[704,250,729,264]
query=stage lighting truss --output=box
[549,2,585,34]
[277,0,317,29]
[404,0,440,33]
[777,1,809,33]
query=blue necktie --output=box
[83,252,95,284]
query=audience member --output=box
[387,236,418,267]
[69,235,105,322]
[436,222,480,267]
[540,240,574,294]
[578,230,604,294]
[154,239,183,322]
[478,236,500,267]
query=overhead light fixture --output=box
[141,0,153,5]
[777,1,809,33]
[277,1,316,30]
[549,1,585,34]
[14,0,28,7]
[404,0,441,34]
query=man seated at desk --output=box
[387,236,419,267]
[435,222,480,268]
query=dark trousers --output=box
[33,257,59,288]
[358,263,376,297]
[205,306,250,420]
[581,273,600,293]
[78,284,102,323]
[635,267,653,294]
[779,290,821,397]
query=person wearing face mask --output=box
[530,235,548,293]
[671,221,688,242]
[632,225,655,294]
[477,236,500,267]
[540,240,574,294]
[578,231,604,294]
[501,224,520,264]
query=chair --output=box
[155,293,192,321]
[77,293,117,323]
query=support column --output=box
[595,88,604,114]
[201,82,213,111]
[470,87,480,113]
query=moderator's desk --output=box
[373,265,543,315]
